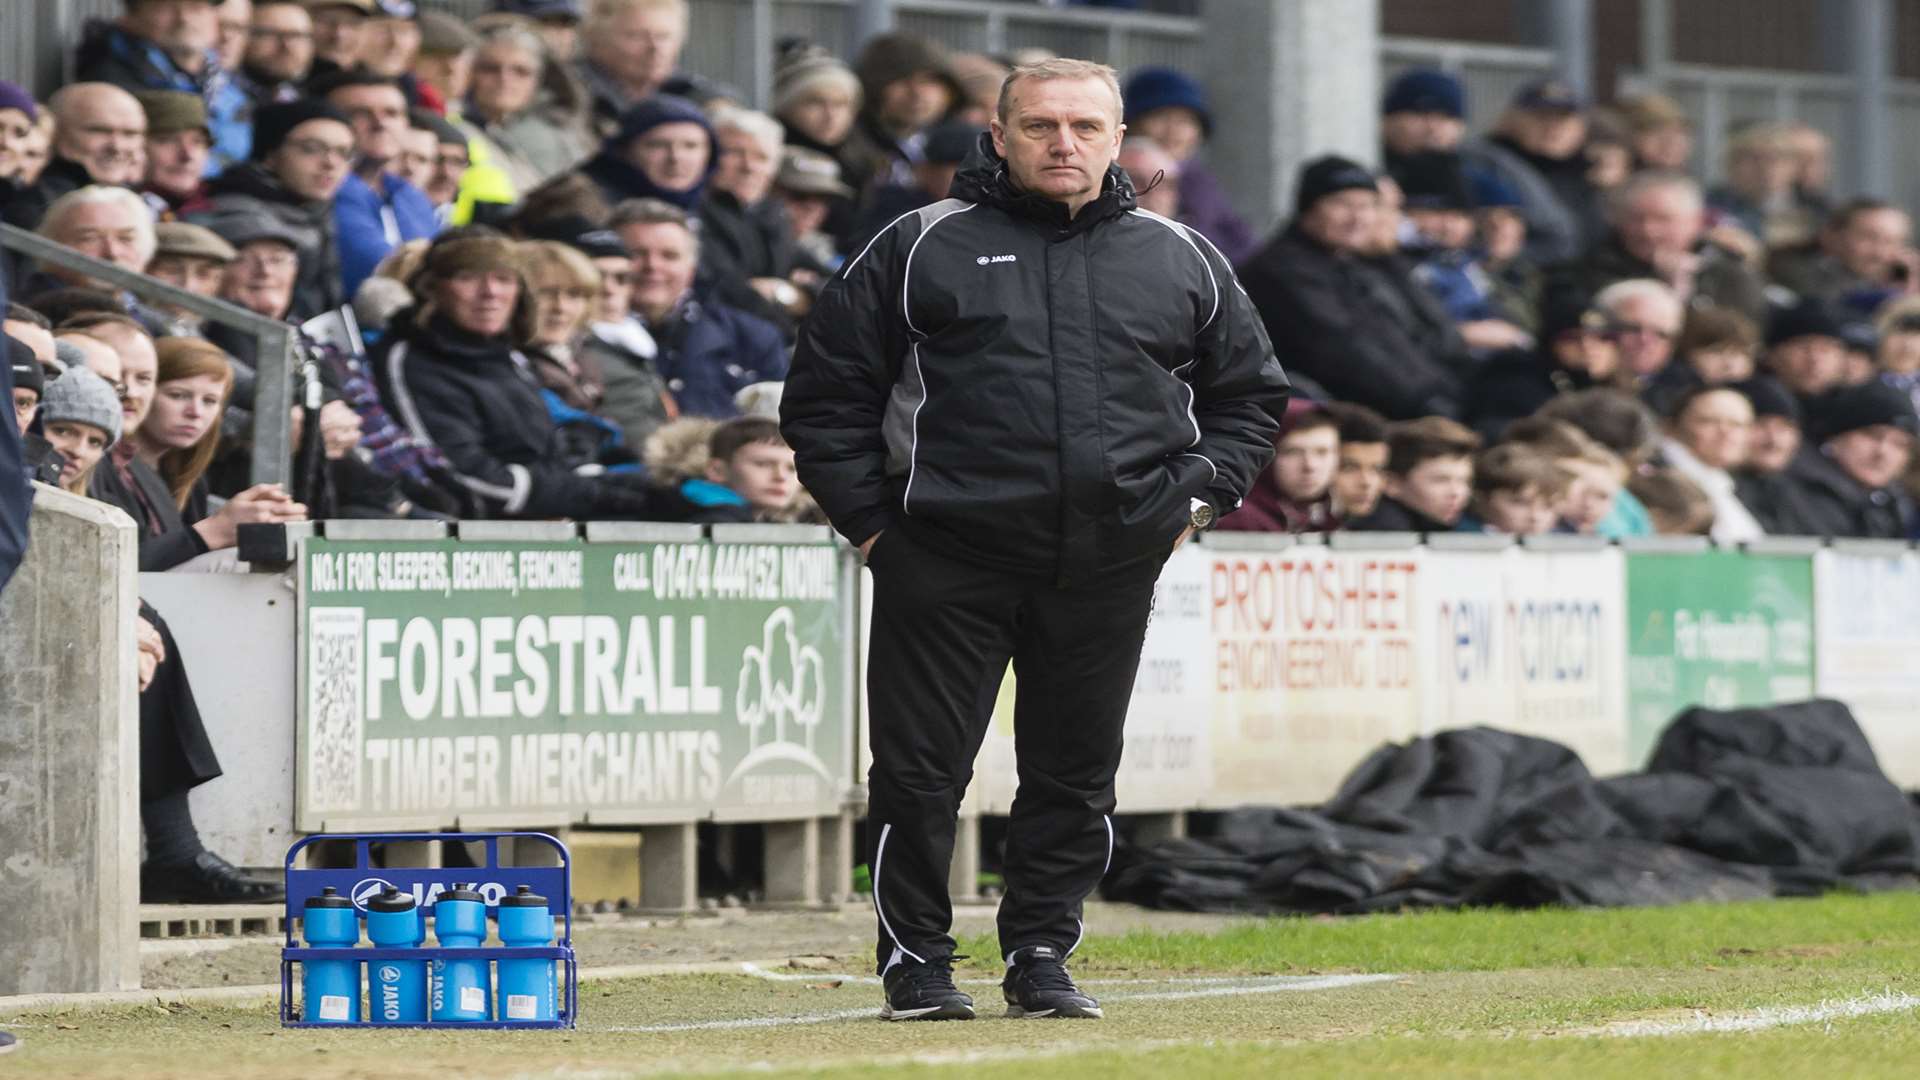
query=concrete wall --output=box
[0,485,141,994]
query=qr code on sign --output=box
[306,607,365,812]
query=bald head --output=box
[48,83,147,185]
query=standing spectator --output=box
[1783,121,1835,218]
[1764,298,1849,403]
[0,82,41,185]
[610,198,785,417]
[1768,381,1917,538]
[136,91,215,218]
[1706,122,1816,250]
[576,0,712,140]
[1348,416,1478,532]
[74,0,254,167]
[1473,170,1542,335]
[1593,277,1683,385]
[1769,199,1917,314]
[1658,383,1764,543]
[145,221,236,330]
[1617,93,1693,173]
[314,72,439,299]
[839,32,960,196]
[465,22,591,191]
[1215,402,1338,533]
[1379,69,1466,179]
[306,0,374,82]
[1463,78,1602,264]
[3,83,149,230]
[239,1,314,106]
[579,93,714,211]
[1327,402,1389,522]
[1122,67,1258,266]
[194,100,354,321]
[1554,172,1767,324]
[1239,155,1468,420]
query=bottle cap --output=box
[436,882,485,905]
[366,886,417,913]
[304,885,352,910]
[497,884,548,908]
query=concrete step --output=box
[138,903,286,940]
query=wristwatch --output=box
[1188,497,1216,531]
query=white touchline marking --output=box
[1598,991,1920,1038]
[601,972,1402,1034]
[736,962,1365,990]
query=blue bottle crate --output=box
[279,832,578,1029]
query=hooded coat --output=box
[1756,445,1913,539]
[781,134,1290,584]
[577,94,718,211]
[191,163,344,322]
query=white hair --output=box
[708,105,784,161]
[1594,277,1681,319]
[39,184,158,269]
[1609,170,1703,221]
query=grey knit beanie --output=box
[40,366,123,446]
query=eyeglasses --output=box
[285,138,355,162]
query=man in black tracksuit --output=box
[781,60,1289,1022]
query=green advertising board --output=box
[1624,550,1815,764]
[297,537,853,830]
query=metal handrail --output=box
[0,222,295,488]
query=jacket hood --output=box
[947,131,1136,229]
[643,416,722,486]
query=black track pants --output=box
[863,527,1159,974]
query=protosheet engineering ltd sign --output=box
[297,539,851,829]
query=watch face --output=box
[1191,501,1215,529]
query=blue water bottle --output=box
[430,883,492,1022]
[495,885,556,1022]
[301,886,361,1024]
[365,887,427,1023]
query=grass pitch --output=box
[8,892,1919,1079]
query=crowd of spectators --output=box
[4,0,1920,902]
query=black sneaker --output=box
[141,851,286,904]
[1002,945,1102,1019]
[880,955,975,1021]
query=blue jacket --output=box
[0,265,30,601]
[647,294,788,418]
[74,20,252,170]
[333,173,439,301]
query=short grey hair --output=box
[708,105,784,161]
[39,184,158,268]
[608,197,700,260]
[996,57,1123,126]
[1594,277,1682,322]
[1609,169,1703,221]
[475,21,547,62]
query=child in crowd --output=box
[1675,307,1759,385]
[1350,416,1480,532]
[647,416,799,524]
[1537,389,1660,538]
[1458,443,1568,535]
[1327,401,1389,523]
[1630,470,1717,535]
[1216,401,1338,532]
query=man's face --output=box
[1617,186,1702,264]
[1748,414,1801,473]
[627,121,710,193]
[593,5,684,91]
[360,16,421,78]
[217,0,252,68]
[471,43,541,120]
[428,138,470,207]
[1271,425,1338,503]
[619,221,697,321]
[591,255,633,323]
[223,240,299,317]
[777,191,830,237]
[145,128,211,199]
[439,269,521,338]
[1689,344,1755,384]
[1333,440,1387,518]
[1676,389,1754,471]
[413,48,475,104]
[125,0,218,57]
[709,440,797,512]
[266,118,355,201]
[1828,425,1914,490]
[1769,335,1846,397]
[1513,108,1586,159]
[394,127,438,193]
[148,252,229,297]
[1482,485,1558,536]
[92,323,159,434]
[990,76,1123,215]
[1406,207,1474,250]
[1389,455,1472,526]
[310,4,369,68]
[329,83,408,169]
[878,72,952,136]
[51,201,147,281]
[247,3,316,82]
[1300,188,1379,254]
[712,127,778,206]
[1381,111,1463,157]
[1606,292,1681,378]
[1833,208,1911,283]
[56,88,148,185]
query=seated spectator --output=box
[521,238,608,415]
[1462,78,1601,264]
[74,0,252,167]
[1240,155,1467,420]
[839,32,960,198]
[410,11,478,111]
[0,81,39,185]
[38,365,122,495]
[1117,136,1180,220]
[5,304,58,373]
[1470,171,1543,335]
[314,71,439,299]
[373,226,667,519]
[1465,292,1618,440]
[392,111,442,202]
[1380,68,1467,181]
[1537,388,1661,538]
[703,106,811,320]
[1582,109,1634,196]
[1553,171,1767,325]
[1594,277,1683,386]
[30,185,156,295]
[580,92,714,212]
[1550,436,1626,537]
[690,415,798,523]
[60,312,158,455]
[358,2,423,82]
[465,21,591,192]
[193,100,354,322]
[771,147,852,275]
[144,223,232,331]
[1731,375,1805,521]
[307,0,374,83]
[215,0,252,75]
[1398,150,1532,353]
[1616,92,1693,173]
[1761,382,1916,538]
[1630,469,1716,536]
[1658,383,1765,543]
[1216,401,1338,533]
[1327,402,1388,522]
[1764,297,1848,403]
[609,198,786,417]
[1875,300,1920,418]
[3,83,148,229]
[8,335,42,433]
[575,0,714,141]
[1675,305,1759,385]
[238,0,313,107]
[1349,416,1479,532]
[405,109,473,225]
[136,91,215,219]
[1122,66,1257,265]
[1457,443,1567,536]
[492,0,584,74]
[770,42,861,245]
[57,328,125,387]
[850,120,977,245]
[1706,122,1818,250]
[1769,198,1916,316]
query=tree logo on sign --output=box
[727,607,832,788]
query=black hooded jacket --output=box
[781,136,1290,584]
[1749,446,1913,539]
[191,163,343,322]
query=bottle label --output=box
[506,994,538,1020]
[317,995,351,1021]
[460,985,486,1014]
